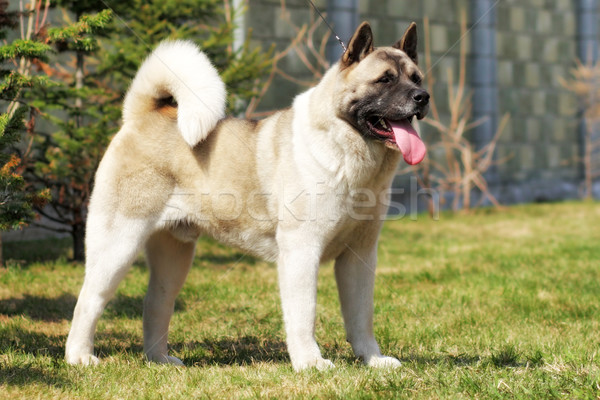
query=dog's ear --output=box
[394,22,418,64]
[341,21,374,68]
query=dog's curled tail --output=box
[122,40,226,147]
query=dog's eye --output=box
[411,73,422,85]
[377,75,393,84]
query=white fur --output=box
[66,39,403,371]
[123,41,226,147]
[65,214,156,365]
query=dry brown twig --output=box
[559,57,600,200]
[7,0,50,118]
[401,11,510,213]
[245,0,330,119]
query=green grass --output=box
[1,201,600,398]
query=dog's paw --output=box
[366,355,401,368]
[315,358,335,371]
[65,353,100,366]
[146,353,185,366]
[293,357,335,371]
[163,355,184,366]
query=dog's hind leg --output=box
[65,215,154,365]
[334,244,402,368]
[143,230,195,365]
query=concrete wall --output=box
[495,0,581,202]
[245,0,597,206]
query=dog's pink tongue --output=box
[389,119,426,165]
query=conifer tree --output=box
[0,0,51,265]
[21,1,270,261]
[25,7,114,261]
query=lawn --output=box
[1,202,599,398]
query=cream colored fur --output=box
[66,22,424,371]
[123,41,226,147]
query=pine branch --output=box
[48,9,113,53]
[0,39,51,62]
[0,71,53,100]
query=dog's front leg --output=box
[277,231,333,371]
[334,244,401,368]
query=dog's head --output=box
[336,22,429,165]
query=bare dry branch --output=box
[560,56,600,199]
[245,0,331,119]
[408,10,510,212]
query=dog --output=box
[65,21,429,371]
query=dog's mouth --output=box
[366,115,426,165]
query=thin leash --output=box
[304,0,347,52]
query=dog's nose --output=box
[412,89,429,106]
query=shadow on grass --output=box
[93,334,287,367]
[104,294,185,319]
[0,292,185,322]
[400,352,482,367]
[0,323,143,361]
[94,330,144,358]
[2,238,72,265]
[0,293,76,321]
[177,336,289,366]
[94,333,287,367]
[0,365,69,388]
[0,320,542,372]
[0,325,66,358]
[400,346,541,369]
